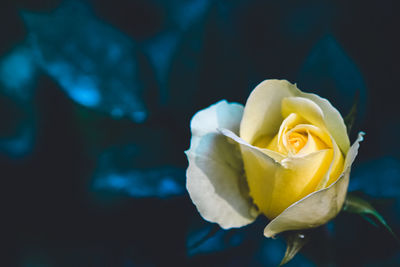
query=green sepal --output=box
[344,91,359,135]
[279,231,309,266]
[343,193,399,242]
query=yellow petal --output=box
[297,92,351,154]
[264,132,364,238]
[280,86,350,155]
[317,134,345,189]
[268,149,333,218]
[286,131,308,153]
[221,129,333,219]
[220,128,281,218]
[259,148,286,163]
[283,124,345,190]
[276,122,331,156]
[240,80,298,145]
[186,100,258,229]
[282,96,325,129]
[297,131,327,155]
[289,124,332,146]
[275,113,305,154]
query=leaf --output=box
[0,94,36,158]
[343,193,399,243]
[348,157,400,198]
[344,91,359,135]
[297,34,367,121]
[0,45,36,101]
[92,165,185,199]
[187,224,221,251]
[279,231,310,266]
[186,222,249,257]
[21,1,150,123]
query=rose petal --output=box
[275,149,333,216]
[186,100,258,229]
[221,129,334,219]
[283,124,345,189]
[240,80,298,145]
[239,80,350,156]
[298,92,351,154]
[317,133,345,189]
[220,129,280,217]
[264,132,364,238]
[281,96,325,129]
[275,113,306,154]
[297,131,326,155]
[288,124,332,150]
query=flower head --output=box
[186,80,363,237]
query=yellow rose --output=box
[186,79,363,237]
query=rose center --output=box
[287,131,307,153]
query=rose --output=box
[185,79,363,237]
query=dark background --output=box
[2,0,400,266]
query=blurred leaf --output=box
[280,231,310,266]
[253,231,315,267]
[0,44,37,101]
[143,32,180,104]
[298,34,367,120]
[0,94,35,157]
[168,11,207,114]
[170,0,211,32]
[21,1,152,123]
[185,215,267,258]
[144,0,212,93]
[92,165,185,199]
[186,221,248,257]
[0,126,34,157]
[187,224,221,251]
[349,157,400,198]
[282,3,333,41]
[343,193,399,242]
[344,91,359,135]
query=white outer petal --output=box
[186,100,258,229]
[264,132,364,237]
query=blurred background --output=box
[2,0,399,266]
